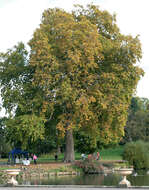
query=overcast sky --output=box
[0,0,149,116]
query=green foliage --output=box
[122,141,149,170]
[0,43,47,149]
[29,4,143,150]
[124,97,149,143]
[0,4,144,159]
[0,117,11,157]
[5,114,45,149]
[28,138,57,155]
[74,132,97,154]
[0,43,31,114]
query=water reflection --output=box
[131,170,149,186]
[0,170,145,186]
[0,167,148,186]
[18,174,122,186]
[0,172,148,186]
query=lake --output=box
[17,171,149,186]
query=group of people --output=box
[22,152,101,165]
[81,152,100,161]
[21,153,38,165]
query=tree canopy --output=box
[0,4,144,161]
[29,4,143,143]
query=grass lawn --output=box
[34,146,124,163]
[0,146,126,172]
[0,146,124,165]
[100,146,124,160]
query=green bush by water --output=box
[122,141,149,170]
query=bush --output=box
[122,141,149,170]
[75,158,104,174]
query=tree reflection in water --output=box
[17,172,149,186]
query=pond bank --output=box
[0,162,81,182]
[0,160,127,180]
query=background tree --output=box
[74,131,97,154]
[123,97,149,143]
[0,117,11,158]
[29,5,143,162]
[0,43,46,149]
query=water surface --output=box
[18,172,149,186]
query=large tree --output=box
[29,5,143,162]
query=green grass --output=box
[100,146,124,160]
[37,152,82,163]
[38,146,124,162]
[0,146,124,164]
[36,153,63,163]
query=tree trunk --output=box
[64,129,75,162]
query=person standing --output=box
[33,154,37,164]
[55,154,58,161]
[96,152,100,160]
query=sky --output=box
[0,0,149,115]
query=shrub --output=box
[75,159,104,174]
[122,141,149,170]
